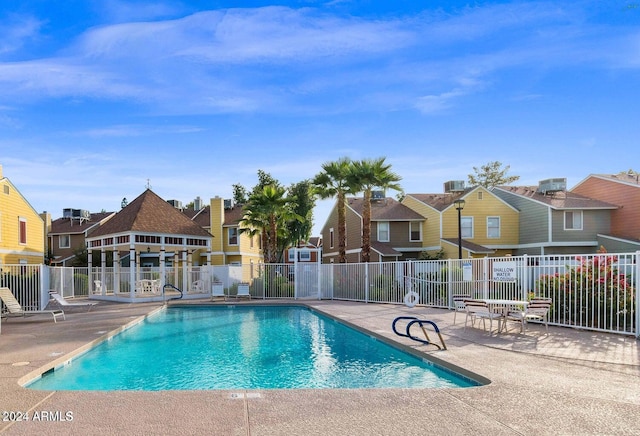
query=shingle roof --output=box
[184,205,211,228]
[588,173,640,187]
[494,186,618,209]
[441,238,494,254]
[407,193,464,211]
[223,206,245,226]
[49,212,115,234]
[90,189,212,238]
[347,197,424,220]
[371,241,401,256]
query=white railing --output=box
[2,251,638,337]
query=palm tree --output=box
[350,157,402,262]
[312,157,357,263]
[239,184,300,263]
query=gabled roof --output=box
[90,189,212,238]
[347,197,424,221]
[441,238,494,254]
[49,212,115,235]
[573,173,640,189]
[371,241,401,256]
[493,186,618,210]
[407,193,462,212]
[184,205,210,228]
[223,206,245,226]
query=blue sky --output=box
[1,1,638,235]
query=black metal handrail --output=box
[163,284,183,302]
[392,316,447,350]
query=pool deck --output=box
[1,299,639,435]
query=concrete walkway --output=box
[1,300,639,435]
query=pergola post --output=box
[129,243,136,299]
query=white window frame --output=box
[461,216,474,239]
[564,211,583,230]
[377,221,390,242]
[487,217,500,238]
[329,228,334,248]
[288,250,295,262]
[228,227,239,245]
[409,221,422,242]
[299,249,311,262]
[59,234,71,248]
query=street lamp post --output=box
[454,199,466,260]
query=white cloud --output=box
[0,15,43,55]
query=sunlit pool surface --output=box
[27,305,479,390]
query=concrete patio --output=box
[1,299,639,435]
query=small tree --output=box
[468,161,520,188]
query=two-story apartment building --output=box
[321,196,425,263]
[206,197,263,266]
[571,172,640,252]
[0,165,45,265]
[402,183,520,259]
[48,209,115,266]
[492,178,618,255]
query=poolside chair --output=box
[211,282,226,301]
[236,282,251,300]
[463,299,502,334]
[49,291,98,312]
[506,297,552,333]
[0,287,65,323]
[452,294,470,324]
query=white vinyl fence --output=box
[1,251,638,337]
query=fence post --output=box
[522,254,529,300]
[636,251,640,339]
[364,263,369,303]
[40,264,48,310]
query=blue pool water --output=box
[28,305,478,390]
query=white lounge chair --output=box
[236,282,251,300]
[0,287,65,323]
[211,282,226,301]
[49,291,98,312]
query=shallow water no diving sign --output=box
[492,261,517,282]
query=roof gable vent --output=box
[444,180,465,193]
[537,178,566,195]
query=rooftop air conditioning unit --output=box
[444,180,465,193]
[537,178,566,194]
[167,200,183,209]
[371,190,385,201]
[223,199,234,209]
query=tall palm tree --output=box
[312,157,357,263]
[350,157,402,262]
[240,184,300,263]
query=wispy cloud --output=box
[0,15,43,55]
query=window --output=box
[564,211,583,230]
[409,221,421,242]
[487,217,500,238]
[299,250,311,261]
[288,249,295,262]
[329,228,334,248]
[461,217,474,238]
[59,234,71,248]
[19,218,27,245]
[228,227,238,245]
[377,221,390,242]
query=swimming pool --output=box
[27,305,480,390]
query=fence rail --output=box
[2,251,638,337]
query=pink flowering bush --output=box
[536,247,635,330]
